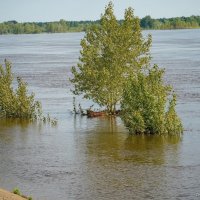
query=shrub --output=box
[13,188,33,200]
[13,188,21,195]
[121,65,183,135]
[0,60,42,120]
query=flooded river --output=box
[0,30,200,199]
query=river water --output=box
[0,30,200,200]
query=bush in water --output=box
[121,65,183,135]
[0,59,42,120]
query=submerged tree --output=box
[70,2,151,114]
[121,65,183,135]
[0,60,42,119]
[70,2,183,135]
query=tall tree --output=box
[70,2,151,114]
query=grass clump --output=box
[13,188,32,200]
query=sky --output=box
[0,0,200,22]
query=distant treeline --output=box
[0,15,200,34]
[140,15,200,29]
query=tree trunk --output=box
[107,103,116,115]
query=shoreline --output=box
[0,188,27,200]
[0,27,199,36]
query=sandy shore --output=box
[0,189,27,200]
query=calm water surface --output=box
[0,30,200,200]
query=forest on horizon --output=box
[0,15,200,34]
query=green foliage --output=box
[140,16,154,29]
[121,65,183,135]
[13,188,33,200]
[69,2,183,134]
[0,15,199,35]
[140,15,200,29]
[0,20,98,34]
[0,60,42,120]
[13,188,21,195]
[70,2,151,114]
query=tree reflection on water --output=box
[83,116,182,165]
